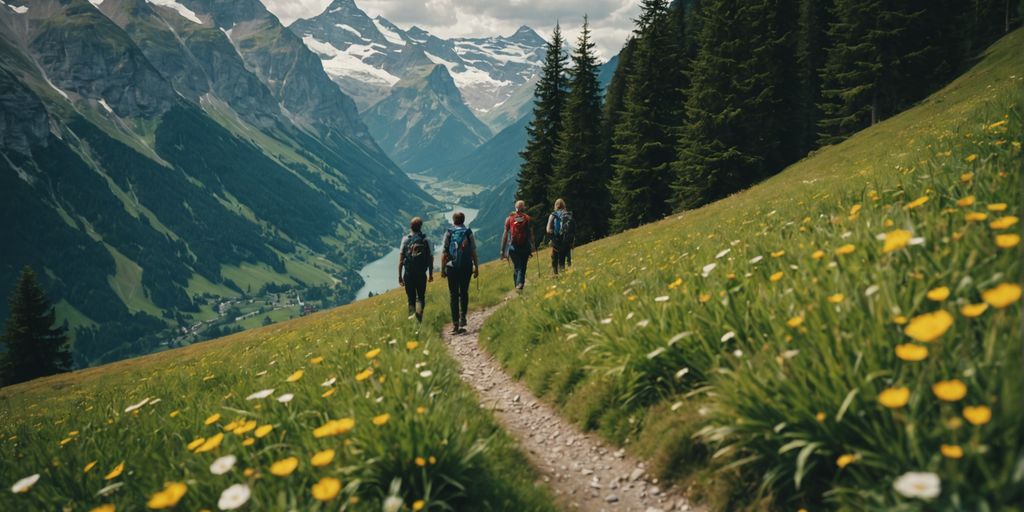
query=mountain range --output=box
[0,0,435,365]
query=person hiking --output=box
[398,217,433,322]
[440,212,479,334]
[500,200,536,291]
[546,198,574,275]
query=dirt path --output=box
[443,299,701,512]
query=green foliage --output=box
[1,267,71,386]
[479,30,1023,510]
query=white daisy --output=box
[701,263,717,277]
[716,248,731,259]
[245,389,274,400]
[276,393,294,403]
[749,255,764,264]
[419,370,433,378]
[124,397,150,413]
[654,295,670,302]
[218,483,251,510]
[721,331,736,343]
[321,377,337,387]
[893,471,941,500]
[383,496,404,512]
[10,474,39,493]
[210,455,237,475]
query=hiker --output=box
[500,200,536,291]
[441,212,479,334]
[398,217,433,322]
[546,198,574,275]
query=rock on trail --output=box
[442,299,703,512]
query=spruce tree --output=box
[0,266,71,386]
[550,16,608,243]
[517,23,567,235]
[609,0,687,231]
[673,0,799,209]
[794,0,833,158]
[601,37,637,202]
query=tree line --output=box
[518,0,1022,243]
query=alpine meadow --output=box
[1,0,1022,512]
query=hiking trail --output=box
[442,298,702,512]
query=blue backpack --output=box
[447,226,473,270]
[551,210,574,242]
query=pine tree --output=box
[794,0,833,157]
[601,37,637,201]
[609,0,688,231]
[517,23,568,235]
[0,266,71,386]
[550,16,608,242]
[673,0,799,209]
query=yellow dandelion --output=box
[965,212,988,222]
[906,196,929,209]
[269,457,299,477]
[698,293,711,303]
[960,303,989,318]
[903,310,953,342]
[169,410,180,418]
[956,196,976,207]
[962,405,992,426]
[309,356,325,365]
[989,216,1018,230]
[413,500,426,511]
[965,154,978,162]
[849,204,862,217]
[995,233,1020,248]
[415,457,426,467]
[932,380,967,402]
[355,368,374,382]
[83,461,98,473]
[770,272,784,282]
[187,437,205,451]
[223,420,240,432]
[836,454,856,469]
[104,462,125,481]
[894,344,928,362]
[786,316,804,328]
[926,287,950,302]
[987,203,1007,212]
[312,477,341,501]
[960,171,974,183]
[372,413,390,426]
[365,348,381,359]
[254,425,273,438]
[878,387,910,409]
[286,370,304,382]
[204,413,221,426]
[883,218,894,227]
[195,433,224,453]
[668,277,683,289]
[827,293,844,304]
[811,249,825,260]
[893,315,908,325]
[771,250,785,258]
[406,341,419,350]
[416,406,427,414]
[242,438,255,447]
[146,482,187,510]
[882,230,913,253]
[313,418,355,438]
[322,388,337,398]
[89,505,115,512]
[543,289,559,300]
[234,420,257,435]
[940,444,964,459]
[982,283,1021,309]
[815,412,826,422]
[311,449,335,467]
[835,244,855,255]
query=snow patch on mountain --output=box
[147,0,201,24]
[371,17,405,46]
[303,36,400,86]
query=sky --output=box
[260,0,640,60]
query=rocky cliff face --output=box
[363,64,493,173]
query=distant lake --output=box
[355,205,479,300]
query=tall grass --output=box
[480,29,1023,510]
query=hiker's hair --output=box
[554,198,565,210]
[410,217,423,233]
[453,212,466,225]
[515,200,526,211]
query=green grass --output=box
[479,29,1023,511]
[220,263,298,292]
[234,308,296,331]
[104,244,164,318]
[0,281,553,510]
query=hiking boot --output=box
[415,303,424,322]
[449,325,461,335]
[459,315,467,328]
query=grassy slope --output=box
[0,273,549,510]
[479,29,1023,510]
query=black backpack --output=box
[552,210,574,245]
[404,233,431,273]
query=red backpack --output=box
[508,212,530,247]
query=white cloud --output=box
[261,0,639,59]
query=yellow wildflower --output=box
[878,387,910,409]
[835,244,855,255]
[770,272,783,282]
[204,413,221,426]
[989,216,1018,230]
[372,413,391,426]
[905,196,929,209]
[269,457,299,477]
[960,171,974,183]
[956,196,975,207]
[255,425,273,438]
[355,368,374,381]
[365,348,381,359]
[786,316,804,328]
[286,370,304,382]
[815,412,826,422]
[771,250,785,258]
[312,477,341,501]
[322,388,336,398]
[195,433,224,453]
[940,444,964,459]
[882,230,913,253]
[962,405,992,426]
[836,454,856,469]
[406,341,419,350]
[827,293,844,304]
[234,420,257,435]
[309,356,325,364]
[242,438,255,447]
[893,315,908,325]
[313,418,355,438]
[413,500,426,511]
[104,462,125,480]
[926,287,950,301]
[311,449,335,467]
[960,303,988,318]
[895,344,928,362]
[982,283,1021,309]
[415,457,426,467]
[187,438,205,451]
[146,482,187,510]
[668,277,683,289]
[903,310,953,342]
[965,212,988,222]
[811,249,825,260]
[996,233,1020,248]
[965,154,978,162]
[84,461,98,473]
[987,203,1007,212]
[89,505,115,512]
[932,380,967,402]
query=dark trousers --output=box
[446,267,472,325]
[552,243,571,274]
[403,271,427,320]
[510,246,530,287]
